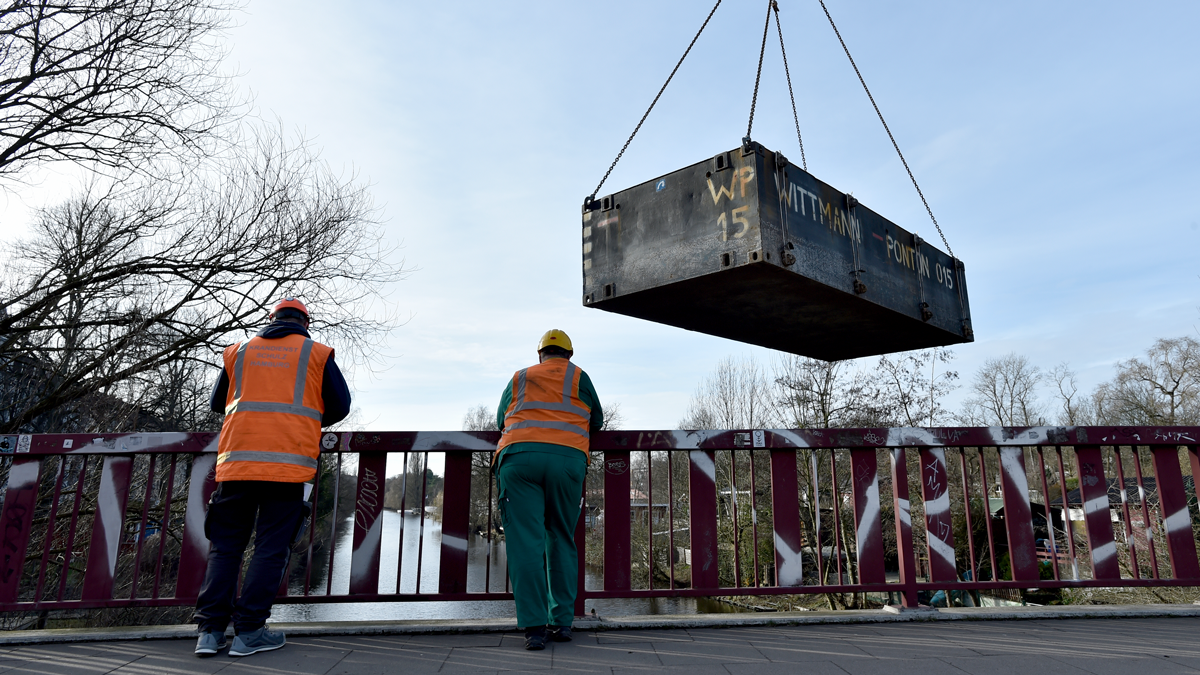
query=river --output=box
[272,510,743,622]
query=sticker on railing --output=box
[321,432,339,450]
[0,436,13,453]
[605,458,628,475]
[15,435,30,453]
[752,430,765,448]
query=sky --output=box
[3,0,1199,431]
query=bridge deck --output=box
[0,613,1197,674]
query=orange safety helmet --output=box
[270,297,310,321]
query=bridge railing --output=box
[0,427,1197,616]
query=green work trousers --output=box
[496,449,586,628]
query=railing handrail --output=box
[5,425,1197,456]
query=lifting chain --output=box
[586,0,723,207]
[773,1,807,171]
[744,1,774,147]
[817,0,954,261]
[747,1,807,169]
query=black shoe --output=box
[548,626,573,642]
[524,626,547,651]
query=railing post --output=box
[850,448,885,584]
[439,450,473,593]
[349,452,387,595]
[0,457,42,604]
[574,476,587,618]
[1150,446,1200,579]
[689,449,719,589]
[603,449,631,591]
[81,456,133,601]
[1073,446,1120,579]
[997,446,1040,581]
[769,448,804,586]
[918,448,957,583]
[890,448,919,608]
[176,452,218,600]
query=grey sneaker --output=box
[194,630,227,656]
[229,626,286,657]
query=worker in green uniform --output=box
[493,329,603,650]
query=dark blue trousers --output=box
[193,481,305,634]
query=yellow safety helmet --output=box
[537,329,573,353]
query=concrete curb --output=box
[2,604,1198,647]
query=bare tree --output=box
[1048,362,1100,426]
[959,353,1044,426]
[679,355,778,429]
[127,345,223,431]
[0,126,407,433]
[874,348,959,427]
[0,0,237,184]
[1094,337,1200,425]
[462,403,498,432]
[773,355,887,428]
[601,402,625,431]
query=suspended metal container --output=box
[581,141,973,361]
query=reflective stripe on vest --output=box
[217,334,331,482]
[494,359,590,461]
[224,400,323,421]
[218,451,319,469]
[505,420,590,437]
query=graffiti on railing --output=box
[1,503,28,583]
[354,467,382,532]
[0,428,1197,614]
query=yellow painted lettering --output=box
[739,166,755,197]
[707,175,736,205]
[731,206,750,238]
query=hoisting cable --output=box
[816,0,954,261]
[772,1,807,171]
[744,0,774,146]
[586,0,723,206]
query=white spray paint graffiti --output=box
[773,531,804,586]
[1091,541,1117,566]
[6,460,38,490]
[690,451,716,483]
[885,427,943,447]
[96,459,126,580]
[185,452,218,553]
[1163,507,1191,534]
[895,498,911,528]
[855,469,880,563]
[440,534,468,552]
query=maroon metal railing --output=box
[0,427,1197,616]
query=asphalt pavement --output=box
[0,614,1198,674]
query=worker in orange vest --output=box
[194,298,350,658]
[494,329,603,650]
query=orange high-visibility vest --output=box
[217,333,333,482]
[494,358,591,463]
